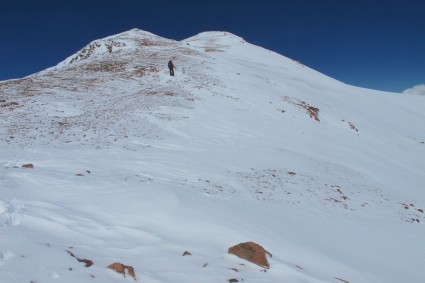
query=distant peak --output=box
[103,28,165,41]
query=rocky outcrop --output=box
[228,242,272,268]
[107,262,136,280]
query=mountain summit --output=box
[58,28,174,66]
[1,29,424,283]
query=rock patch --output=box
[228,242,272,268]
[182,250,192,256]
[22,163,34,169]
[66,250,93,267]
[107,262,137,280]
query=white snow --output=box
[1,29,424,283]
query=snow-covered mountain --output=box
[1,28,424,283]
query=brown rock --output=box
[228,279,239,282]
[66,250,93,267]
[107,262,136,280]
[182,251,192,256]
[126,266,136,280]
[22,163,34,169]
[228,242,272,268]
[108,262,125,274]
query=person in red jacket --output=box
[168,60,175,76]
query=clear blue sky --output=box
[1,0,424,92]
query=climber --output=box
[168,60,175,76]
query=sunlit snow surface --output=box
[1,29,424,283]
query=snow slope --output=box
[1,28,424,283]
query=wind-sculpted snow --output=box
[0,29,424,283]
[0,200,23,227]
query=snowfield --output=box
[1,28,424,283]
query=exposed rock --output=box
[0,101,19,110]
[22,163,34,169]
[107,262,136,280]
[66,250,93,267]
[182,250,192,256]
[228,242,272,268]
[283,96,320,122]
[228,279,239,282]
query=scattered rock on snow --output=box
[283,96,320,121]
[228,241,272,268]
[228,278,239,282]
[66,250,93,267]
[22,163,34,169]
[182,250,192,256]
[107,262,136,280]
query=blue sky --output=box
[1,0,424,92]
